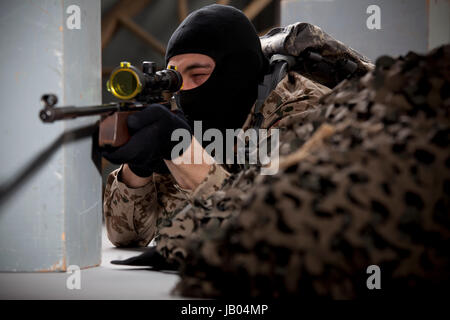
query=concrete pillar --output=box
[0,0,102,271]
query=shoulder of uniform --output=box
[257,71,330,124]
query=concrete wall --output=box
[0,0,102,271]
[281,0,450,62]
[429,0,450,50]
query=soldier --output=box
[102,4,450,299]
[101,4,341,249]
[102,2,379,281]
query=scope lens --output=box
[111,70,138,98]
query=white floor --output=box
[0,227,185,300]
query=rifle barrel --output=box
[39,102,143,123]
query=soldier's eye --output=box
[191,74,209,84]
[192,74,208,78]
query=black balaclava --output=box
[165,4,268,135]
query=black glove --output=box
[129,157,170,177]
[110,247,179,271]
[101,104,192,177]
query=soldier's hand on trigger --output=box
[101,104,192,177]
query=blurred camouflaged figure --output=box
[103,20,372,249]
[173,45,450,299]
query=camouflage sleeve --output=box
[151,163,231,206]
[153,163,231,261]
[103,165,162,247]
[189,163,231,203]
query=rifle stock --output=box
[99,111,135,147]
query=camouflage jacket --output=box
[103,71,331,247]
[103,22,373,252]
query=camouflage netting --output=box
[168,45,450,299]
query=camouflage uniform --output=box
[172,45,450,298]
[103,23,372,250]
[103,65,331,248]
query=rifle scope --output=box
[107,61,182,100]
